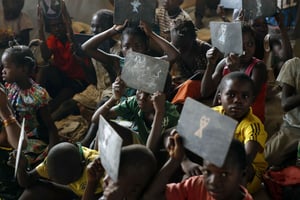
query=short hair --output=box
[219,72,255,95]
[226,139,247,171]
[3,45,36,73]
[47,142,84,184]
[92,9,114,31]
[171,20,197,40]
[242,24,256,40]
[119,145,157,178]
[121,26,149,46]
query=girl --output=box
[1,45,59,165]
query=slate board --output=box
[114,0,156,25]
[98,115,123,182]
[220,0,242,9]
[210,21,243,56]
[177,98,238,167]
[243,0,277,19]
[121,51,170,94]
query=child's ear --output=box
[217,92,221,104]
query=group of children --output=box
[0,0,300,199]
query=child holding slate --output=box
[143,134,253,200]
[212,72,268,194]
[82,145,157,200]
[201,24,267,123]
[9,142,103,199]
[87,77,179,153]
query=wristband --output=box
[3,116,17,127]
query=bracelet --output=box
[3,116,17,127]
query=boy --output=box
[10,142,103,199]
[82,144,157,200]
[156,0,192,41]
[265,57,300,167]
[84,77,179,153]
[212,72,268,194]
[143,133,253,200]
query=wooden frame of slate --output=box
[121,51,170,94]
[243,0,277,19]
[176,98,238,167]
[98,115,123,183]
[210,21,243,56]
[114,0,156,25]
[40,0,63,19]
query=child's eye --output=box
[221,172,228,178]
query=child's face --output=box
[240,32,255,63]
[219,79,254,121]
[121,34,147,57]
[2,0,23,20]
[48,19,67,40]
[90,15,103,35]
[202,159,244,200]
[136,90,154,112]
[1,53,20,83]
[170,27,190,49]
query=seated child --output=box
[264,57,300,167]
[36,1,92,113]
[10,142,103,200]
[143,133,253,200]
[169,20,211,111]
[82,77,179,153]
[2,45,59,165]
[82,144,157,200]
[201,25,267,123]
[212,72,268,194]
[156,0,192,41]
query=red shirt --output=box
[166,176,253,200]
[47,35,87,80]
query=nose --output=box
[233,94,242,103]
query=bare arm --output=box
[38,106,59,149]
[281,83,300,112]
[82,24,125,77]
[139,21,179,64]
[91,77,126,124]
[0,88,22,148]
[143,133,184,200]
[201,48,224,98]
[250,62,267,97]
[146,92,166,153]
[244,140,261,182]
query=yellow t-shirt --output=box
[36,146,103,196]
[213,106,268,172]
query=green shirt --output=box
[113,96,179,144]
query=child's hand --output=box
[87,158,104,183]
[112,20,128,33]
[226,53,240,71]
[112,77,126,101]
[152,92,165,114]
[274,11,285,29]
[181,159,202,177]
[206,47,222,66]
[167,131,185,161]
[7,150,28,171]
[139,20,152,36]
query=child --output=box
[1,45,59,165]
[213,72,268,194]
[0,0,33,48]
[82,144,157,200]
[156,0,192,41]
[0,83,25,199]
[36,1,92,113]
[51,9,118,122]
[82,77,179,153]
[143,133,253,200]
[201,24,268,123]
[169,20,211,111]
[10,142,104,199]
[264,57,300,167]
